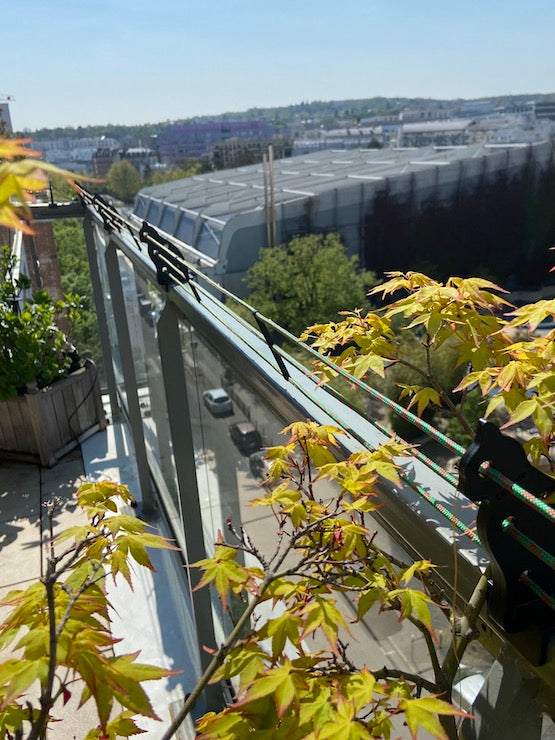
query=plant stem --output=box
[441,571,490,694]
[398,350,475,441]
[372,667,437,695]
[434,570,490,740]
[26,503,62,740]
[407,615,444,689]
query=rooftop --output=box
[134,140,550,227]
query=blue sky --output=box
[4,0,555,130]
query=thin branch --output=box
[423,338,475,440]
[55,555,109,640]
[396,346,475,440]
[372,667,438,695]
[27,557,57,740]
[406,615,444,689]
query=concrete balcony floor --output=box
[0,418,197,739]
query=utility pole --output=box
[262,144,277,248]
[268,143,277,248]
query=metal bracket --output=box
[458,420,555,665]
[253,312,290,381]
[92,193,117,234]
[126,222,142,252]
[139,221,201,301]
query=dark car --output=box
[229,422,262,455]
[248,450,271,479]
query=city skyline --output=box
[4,0,555,131]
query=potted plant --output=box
[0,245,78,398]
[0,243,106,465]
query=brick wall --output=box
[23,222,64,300]
[23,222,70,334]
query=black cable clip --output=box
[182,264,201,303]
[139,221,173,288]
[92,193,115,235]
[253,312,290,381]
[139,221,201,301]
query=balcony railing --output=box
[30,188,555,731]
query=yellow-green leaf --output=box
[401,696,469,739]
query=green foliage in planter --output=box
[0,245,82,401]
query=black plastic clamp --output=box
[458,420,555,664]
[138,221,201,301]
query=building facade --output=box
[157,120,276,163]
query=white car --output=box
[202,388,233,415]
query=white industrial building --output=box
[132,141,554,296]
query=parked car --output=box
[249,449,271,479]
[202,388,233,415]
[229,421,262,455]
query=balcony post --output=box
[156,298,222,711]
[82,214,120,421]
[105,238,155,514]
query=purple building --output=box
[157,120,275,162]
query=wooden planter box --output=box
[0,360,107,467]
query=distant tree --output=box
[144,160,203,187]
[175,156,212,174]
[107,159,142,202]
[49,173,78,201]
[53,218,104,380]
[242,233,376,336]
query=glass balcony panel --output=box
[117,255,183,537]
[138,277,182,532]
[93,224,127,412]
[179,316,290,634]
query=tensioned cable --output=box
[519,572,555,613]
[480,462,555,525]
[279,347,460,488]
[501,518,555,571]
[265,313,466,456]
[180,275,458,493]
[198,281,459,495]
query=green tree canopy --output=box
[244,233,376,336]
[106,158,142,202]
[144,159,205,186]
